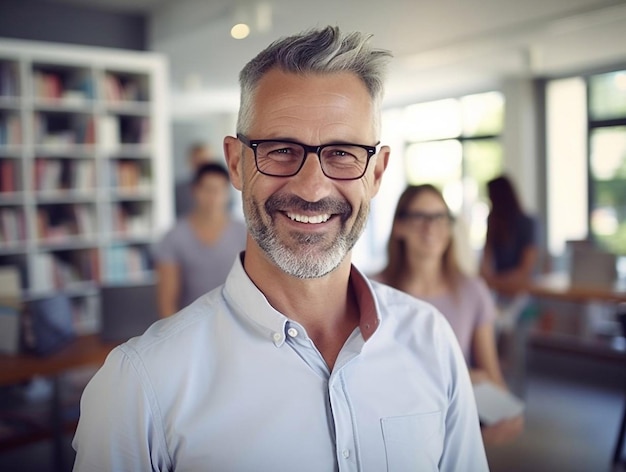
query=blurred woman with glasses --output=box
[375,184,523,445]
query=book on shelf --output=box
[32,70,94,102]
[112,161,149,191]
[33,114,96,147]
[121,116,150,145]
[34,158,95,193]
[104,245,151,283]
[33,71,62,100]
[0,62,18,97]
[52,253,80,289]
[33,113,75,147]
[37,204,95,241]
[77,117,96,145]
[71,160,95,191]
[0,159,16,193]
[73,205,95,236]
[98,115,151,150]
[31,250,98,292]
[0,207,25,245]
[98,115,120,150]
[34,159,62,192]
[103,73,149,102]
[37,205,73,243]
[0,114,22,146]
[113,203,151,236]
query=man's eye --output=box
[326,148,356,158]
[265,145,299,157]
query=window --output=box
[546,78,588,256]
[547,70,626,257]
[589,71,626,256]
[402,91,504,249]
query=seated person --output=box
[376,184,524,445]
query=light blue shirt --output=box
[73,254,488,471]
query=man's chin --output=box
[268,244,346,279]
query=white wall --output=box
[501,77,540,214]
[171,113,236,181]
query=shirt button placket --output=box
[330,373,358,472]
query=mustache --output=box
[265,194,352,219]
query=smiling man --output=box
[73,27,488,471]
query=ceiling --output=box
[41,0,626,116]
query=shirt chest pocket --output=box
[381,411,443,472]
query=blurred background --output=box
[0,0,625,471]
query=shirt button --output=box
[273,332,282,342]
[287,327,298,337]
[342,449,350,459]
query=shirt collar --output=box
[349,265,380,342]
[224,253,289,346]
[223,253,381,345]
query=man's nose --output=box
[289,151,333,202]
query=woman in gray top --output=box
[155,162,246,317]
[376,184,523,445]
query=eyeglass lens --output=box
[402,212,452,226]
[254,141,370,179]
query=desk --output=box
[0,335,116,386]
[527,272,626,304]
[525,273,626,466]
[0,335,117,471]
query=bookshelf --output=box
[0,38,172,335]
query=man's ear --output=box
[370,145,390,197]
[223,136,243,191]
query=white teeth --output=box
[286,213,331,224]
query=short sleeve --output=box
[519,215,536,249]
[472,277,498,328]
[152,225,182,265]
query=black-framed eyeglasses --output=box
[398,211,455,227]
[237,133,379,180]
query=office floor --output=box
[489,348,625,472]
[0,346,624,472]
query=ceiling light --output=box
[231,23,250,40]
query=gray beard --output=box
[244,193,369,278]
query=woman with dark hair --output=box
[480,175,538,296]
[376,184,523,445]
[155,162,246,317]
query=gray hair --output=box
[237,26,392,137]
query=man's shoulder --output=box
[368,279,463,359]
[369,278,445,324]
[122,289,226,359]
